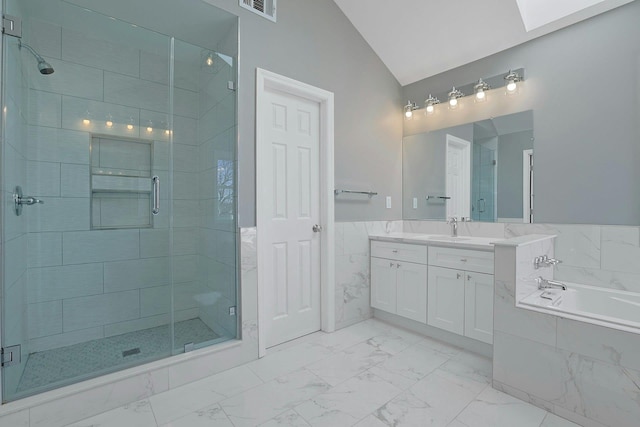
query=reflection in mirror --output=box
[403,110,533,223]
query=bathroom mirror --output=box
[403,110,533,222]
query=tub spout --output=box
[536,276,567,291]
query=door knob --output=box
[312,224,323,232]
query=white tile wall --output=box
[61,29,140,77]
[63,229,140,264]
[28,90,62,127]
[28,301,63,338]
[29,57,104,101]
[27,161,60,197]
[63,290,140,332]
[27,232,63,268]
[60,164,89,197]
[27,198,90,232]
[27,263,103,303]
[27,126,89,164]
[104,257,170,293]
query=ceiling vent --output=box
[240,0,276,22]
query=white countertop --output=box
[369,232,504,251]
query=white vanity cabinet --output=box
[370,241,427,323]
[427,246,494,344]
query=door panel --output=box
[464,272,494,344]
[427,266,464,334]
[371,257,397,313]
[396,262,427,323]
[262,89,321,348]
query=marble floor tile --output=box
[295,371,402,427]
[66,399,157,427]
[149,365,262,424]
[455,386,547,427]
[159,403,233,427]
[259,409,311,427]
[219,369,330,427]
[248,341,335,382]
[306,340,392,386]
[540,412,583,427]
[60,319,580,427]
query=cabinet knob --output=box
[397,263,401,268]
[457,273,462,279]
[389,262,394,267]
[468,275,472,281]
[392,249,398,253]
[460,258,467,262]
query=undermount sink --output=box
[429,236,472,242]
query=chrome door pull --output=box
[312,224,323,232]
[152,176,160,215]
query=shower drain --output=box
[122,347,141,358]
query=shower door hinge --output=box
[229,306,237,316]
[1,345,21,367]
[227,81,236,91]
[2,15,22,38]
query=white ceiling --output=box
[333,0,634,86]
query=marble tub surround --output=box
[493,236,640,427]
[63,319,576,427]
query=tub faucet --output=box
[447,217,458,237]
[533,255,563,269]
[536,276,567,291]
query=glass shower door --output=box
[1,2,175,402]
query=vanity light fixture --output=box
[127,117,135,131]
[404,100,418,120]
[448,87,463,109]
[82,111,91,126]
[146,121,153,133]
[205,53,215,67]
[504,70,522,93]
[474,79,490,101]
[105,114,114,128]
[424,94,440,114]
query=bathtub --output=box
[519,281,640,332]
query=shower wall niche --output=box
[90,136,154,229]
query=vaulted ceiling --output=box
[333,0,634,85]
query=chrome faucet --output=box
[447,217,458,237]
[536,276,567,291]
[533,255,563,269]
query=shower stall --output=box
[0,0,238,402]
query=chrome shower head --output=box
[19,41,54,75]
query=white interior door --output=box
[261,88,321,348]
[446,134,471,219]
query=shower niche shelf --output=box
[90,135,155,230]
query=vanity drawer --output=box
[371,241,427,264]
[428,246,494,274]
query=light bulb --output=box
[449,98,458,107]
[206,55,214,66]
[106,120,113,128]
[426,105,434,114]
[127,124,134,130]
[476,90,485,100]
[147,126,153,133]
[405,110,413,119]
[83,119,91,125]
[507,81,517,92]
[165,129,171,135]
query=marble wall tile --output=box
[335,253,372,330]
[601,226,640,274]
[29,368,169,427]
[343,222,369,255]
[554,265,640,293]
[556,318,640,372]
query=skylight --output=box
[516,0,606,31]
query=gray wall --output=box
[497,130,533,219]
[202,0,403,225]
[403,1,640,225]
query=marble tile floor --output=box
[17,318,220,395]
[65,319,580,427]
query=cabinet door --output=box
[371,257,397,313]
[464,272,494,344]
[396,261,427,323]
[427,266,464,334]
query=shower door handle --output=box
[152,176,160,215]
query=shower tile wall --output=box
[2,0,30,393]
[21,18,207,354]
